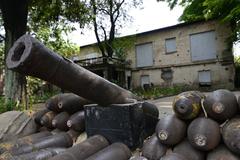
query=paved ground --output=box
[148,91,240,119]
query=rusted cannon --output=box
[57,93,91,113]
[67,111,85,132]
[85,143,132,160]
[203,89,238,122]
[207,145,239,160]
[173,139,205,160]
[142,134,167,160]
[51,129,63,135]
[9,132,73,155]
[160,153,186,160]
[142,102,159,134]
[33,108,50,126]
[222,117,240,155]
[0,131,52,154]
[46,96,63,113]
[155,115,186,146]
[173,91,204,120]
[7,35,137,106]
[188,117,220,151]
[40,111,57,129]
[46,93,91,113]
[52,112,70,131]
[0,148,66,160]
[66,130,80,143]
[49,135,109,160]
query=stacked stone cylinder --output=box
[35,93,88,133]
[130,89,240,160]
[0,92,134,160]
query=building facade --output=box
[79,20,235,89]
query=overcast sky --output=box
[69,0,184,46]
[68,0,239,55]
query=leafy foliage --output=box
[89,0,142,57]
[113,35,136,59]
[28,0,89,57]
[29,0,91,31]
[0,97,16,113]
[159,0,240,42]
[31,26,79,58]
[133,85,189,99]
[0,0,91,108]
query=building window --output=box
[140,75,150,88]
[190,31,217,61]
[136,43,153,67]
[198,70,211,86]
[165,37,177,54]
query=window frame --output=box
[165,37,177,54]
[135,42,154,68]
[190,30,217,62]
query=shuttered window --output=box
[190,31,217,61]
[136,43,153,67]
[198,70,211,85]
[141,75,150,87]
[165,38,176,54]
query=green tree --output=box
[89,0,142,80]
[158,0,240,42]
[0,0,29,108]
[0,0,90,108]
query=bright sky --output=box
[69,0,240,56]
[69,0,184,46]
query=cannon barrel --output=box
[155,115,186,146]
[51,112,70,131]
[207,145,239,160]
[222,117,240,155]
[142,134,167,160]
[160,153,186,160]
[1,148,66,160]
[57,93,91,113]
[85,143,132,160]
[0,131,52,154]
[67,111,85,132]
[33,109,50,126]
[49,135,109,160]
[7,35,137,106]
[188,117,220,151]
[40,111,57,129]
[173,139,205,160]
[9,132,73,155]
[203,89,238,122]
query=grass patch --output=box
[0,97,18,113]
[29,91,58,104]
[132,85,192,100]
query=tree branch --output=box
[98,8,110,15]
[112,0,124,15]
[101,25,107,42]
[0,34,5,40]
[90,0,106,57]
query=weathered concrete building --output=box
[77,20,235,89]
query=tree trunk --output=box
[0,0,29,109]
[4,30,28,109]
